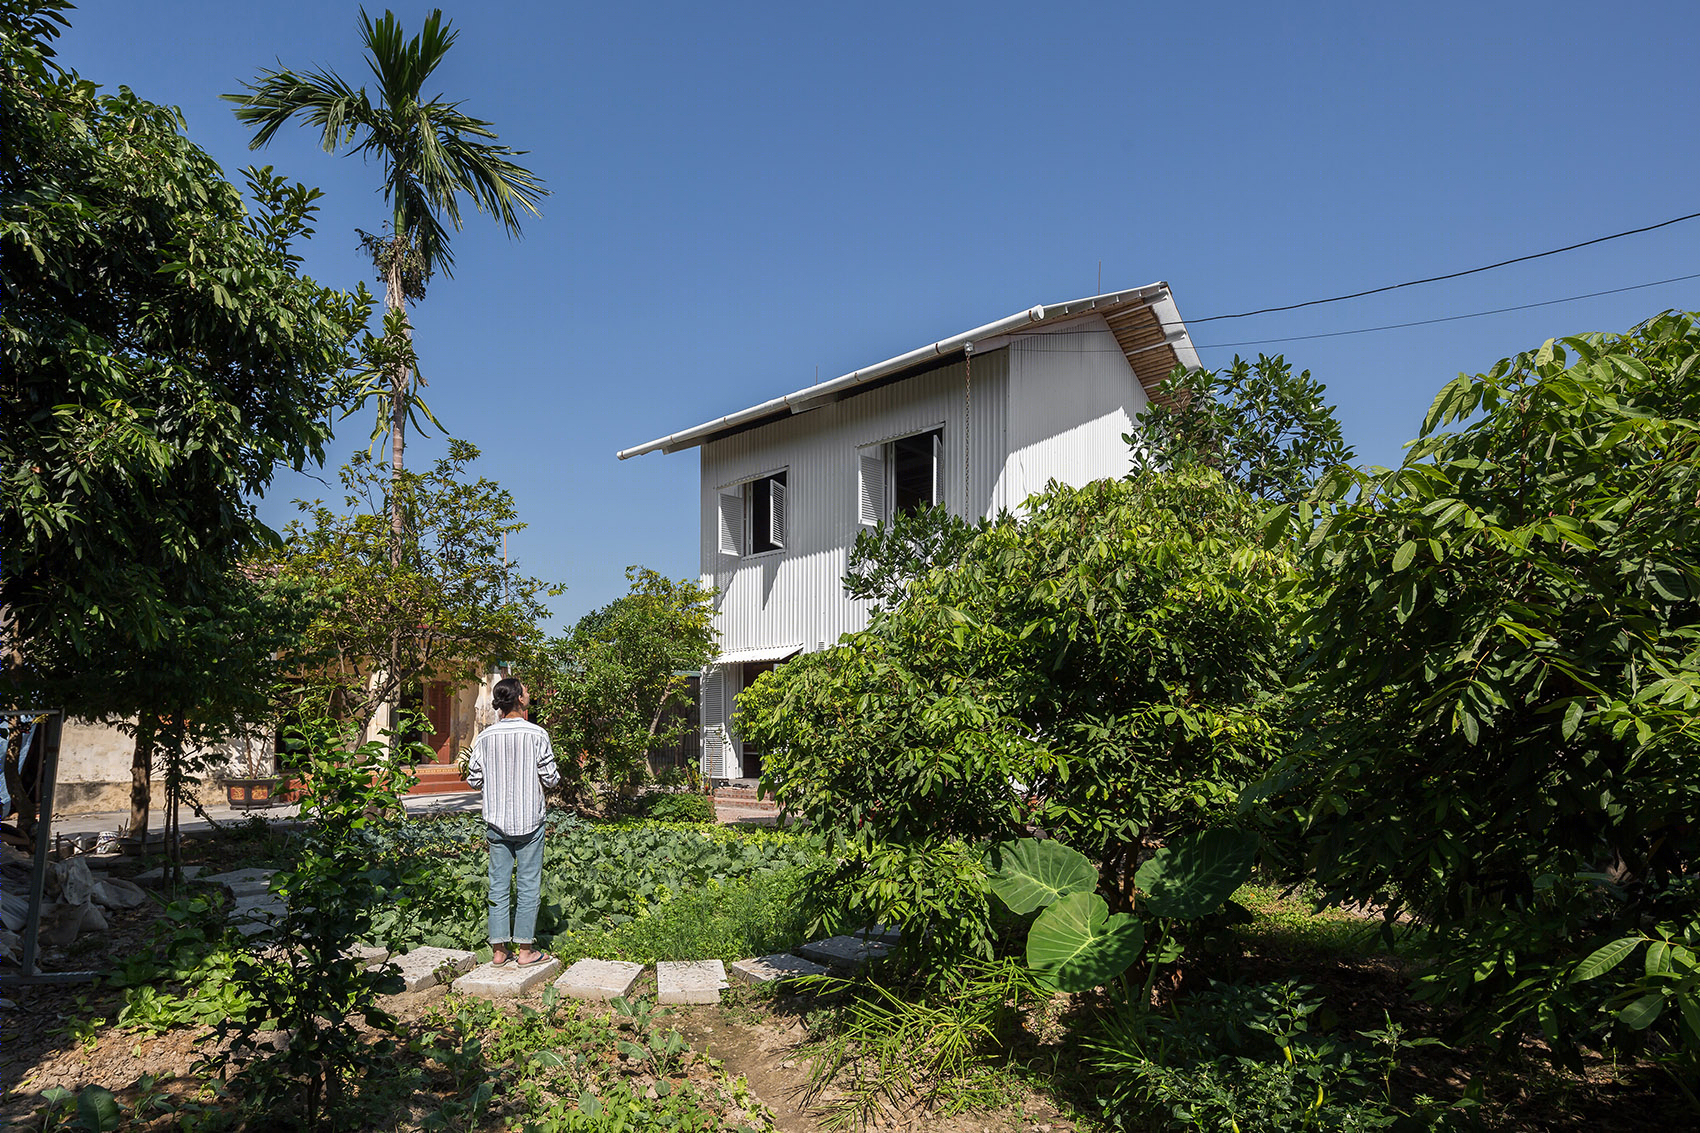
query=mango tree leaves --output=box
[987,838,1097,914]
[1135,828,1258,919]
[1026,891,1145,992]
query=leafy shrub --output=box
[356,811,822,950]
[553,866,814,963]
[1265,311,1700,1079]
[1085,981,1463,1131]
[643,790,715,824]
[741,470,1296,966]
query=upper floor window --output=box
[859,427,942,526]
[718,470,787,556]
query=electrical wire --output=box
[1186,210,1700,324]
[1191,273,1700,350]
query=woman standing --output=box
[466,677,560,966]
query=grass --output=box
[1232,880,1428,960]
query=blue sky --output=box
[59,0,1700,630]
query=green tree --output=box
[1,0,369,839]
[228,7,546,547]
[1134,354,1356,503]
[739,469,1296,959]
[1265,311,1700,1094]
[271,441,551,736]
[531,567,717,796]
[842,504,990,610]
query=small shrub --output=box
[643,790,716,824]
[1084,980,1466,1131]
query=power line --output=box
[1187,210,1700,324]
[1191,273,1700,350]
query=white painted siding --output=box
[997,316,1150,511]
[698,312,1149,661]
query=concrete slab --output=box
[231,894,283,916]
[132,865,205,883]
[729,953,830,985]
[798,936,893,970]
[204,868,275,889]
[657,959,728,1005]
[391,946,477,992]
[851,924,901,943]
[554,959,645,1001]
[452,956,562,998]
[352,944,391,967]
[234,920,272,939]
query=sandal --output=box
[513,949,548,968]
[490,947,512,967]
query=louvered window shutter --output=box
[718,490,743,556]
[858,448,886,526]
[932,431,945,507]
[700,668,726,778]
[768,477,786,549]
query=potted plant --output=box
[225,731,285,809]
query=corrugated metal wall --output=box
[698,347,1010,659]
[1000,318,1150,509]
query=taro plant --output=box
[988,829,1259,1000]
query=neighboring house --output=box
[618,284,1201,782]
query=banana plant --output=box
[988,829,1258,998]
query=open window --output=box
[718,470,788,557]
[859,427,943,525]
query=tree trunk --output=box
[384,247,413,565]
[130,715,157,844]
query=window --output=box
[859,427,943,526]
[718,470,787,557]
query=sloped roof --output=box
[617,282,1198,459]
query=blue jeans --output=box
[486,822,546,944]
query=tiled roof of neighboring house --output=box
[617,282,1199,459]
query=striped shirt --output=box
[466,717,561,838]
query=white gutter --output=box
[616,282,1172,459]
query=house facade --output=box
[618,284,1200,782]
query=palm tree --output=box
[227,8,546,546]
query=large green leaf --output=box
[988,838,1097,914]
[76,1087,122,1133]
[1026,892,1145,992]
[1134,828,1258,919]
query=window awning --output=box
[713,644,804,667]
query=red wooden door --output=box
[425,681,454,762]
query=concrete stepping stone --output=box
[204,868,275,892]
[453,956,563,998]
[232,893,284,915]
[555,958,645,1001]
[729,952,829,986]
[391,946,477,992]
[657,959,728,1005]
[353,944,390,967]
[798,935,893,970]
[133,865,205,883]
[852,924,901,943]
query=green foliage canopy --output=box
[269,441,551,732]
[740,469,1295,951]
[531,568,717,793]
[1,0,369,714]
[1266,311,1700,1076]
[1134,354,1356,504]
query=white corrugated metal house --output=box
[618,284,1201,782]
